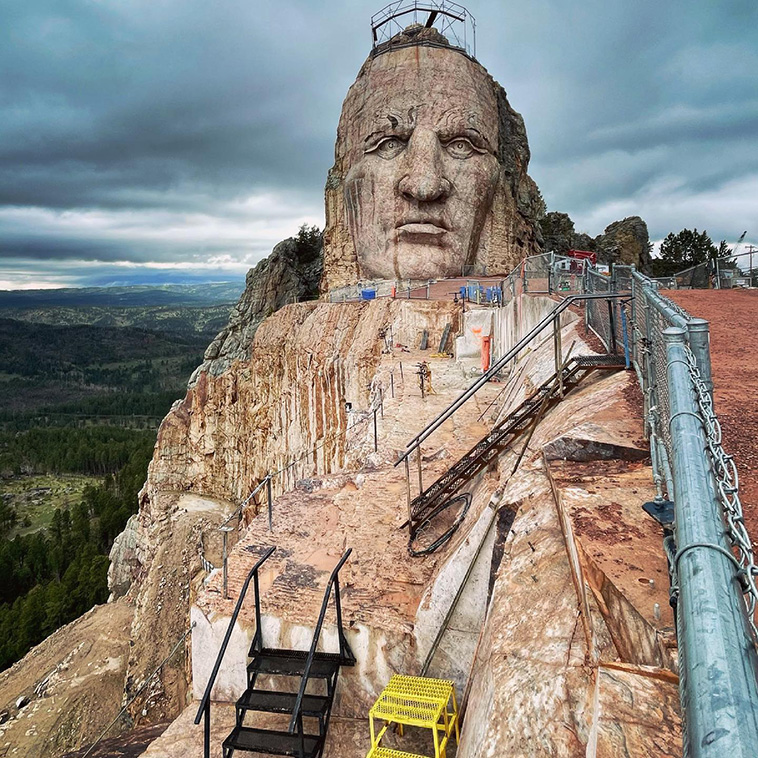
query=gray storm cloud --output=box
[0,0,756,286]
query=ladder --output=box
[407,355,626,543]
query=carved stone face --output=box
[342,49,501,281]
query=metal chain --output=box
[683,343,758,642]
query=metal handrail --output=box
[194,545,276,758]
[395,292,625,465]
[663,328,758,756]
[288,548,353,735]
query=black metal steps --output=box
[575,354,627,367]
[236,689,330,718]
[223,725,323,758]
[246,649,343,680]
[212,551,355,758]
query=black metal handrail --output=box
[288,549,354,736]
[394,292,625,466]
[194,545,276,758]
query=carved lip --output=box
[396,219,449,236]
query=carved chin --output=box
[356,235,465,281]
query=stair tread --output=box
[409,365,584,523]
[223,725,322,757]
[248,649,342,678]
[237,688,330,715]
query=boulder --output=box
[595,216,652,269]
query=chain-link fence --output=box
[630,270,758,757]
[658,249,757,290]
[583,267,623,353]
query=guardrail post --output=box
[663,327,758,757]
[687,317,714,404]
[204,700,210,758]
[416,445,423,495]
[553,314,563,397]
[266,475,273,532]
[220,525,233,600]
[404,456,412,530]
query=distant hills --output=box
[0,282,247,419]
[0,282,244,339]
[0,282,244,309]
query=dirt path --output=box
[665,290,758,542]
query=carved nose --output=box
[397,131,451,202]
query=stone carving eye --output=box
[367,136,406,159]
[445,137,477,159]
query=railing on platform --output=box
[630,271,758,757]
[288,549,355,741]
[194,546,276,758]
[394,291,625,535]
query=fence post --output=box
[663,326,758,758]
[687,318,714,405]
[221,526,233,600]
[608,298,618,353]
[266,475,273,532]
[373,407,378,452]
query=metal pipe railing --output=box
[663,327,758,757]
[395,292,624,466]
[194,546,276,758]
[288,549,353,734]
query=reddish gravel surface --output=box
[665,290,758,542]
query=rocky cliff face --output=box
[199,234,322,378]
[105,291,460,726]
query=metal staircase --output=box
[407,355,626,548]
[196,548,355,758]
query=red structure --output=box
[567,249,597,265]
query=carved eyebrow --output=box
[435,109,494,151]
[363,124,414,146]
[438,126,492,152]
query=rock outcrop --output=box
[199,233,323,378]
[539,211,652,270]
[595,215,652,269]
[539,211,589,255]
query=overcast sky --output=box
[1,0,756,288]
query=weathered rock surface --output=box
[103,298,460,730]
[323,37,542,290]
[198,234,322,378]
[595,215,652,269]
[0,599,134,758]
[149,299,460,510]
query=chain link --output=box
[683,343,758,640]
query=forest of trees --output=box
[0,428,154,671]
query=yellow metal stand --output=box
[366,675,459,758]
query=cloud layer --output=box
[1,0,756,287]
